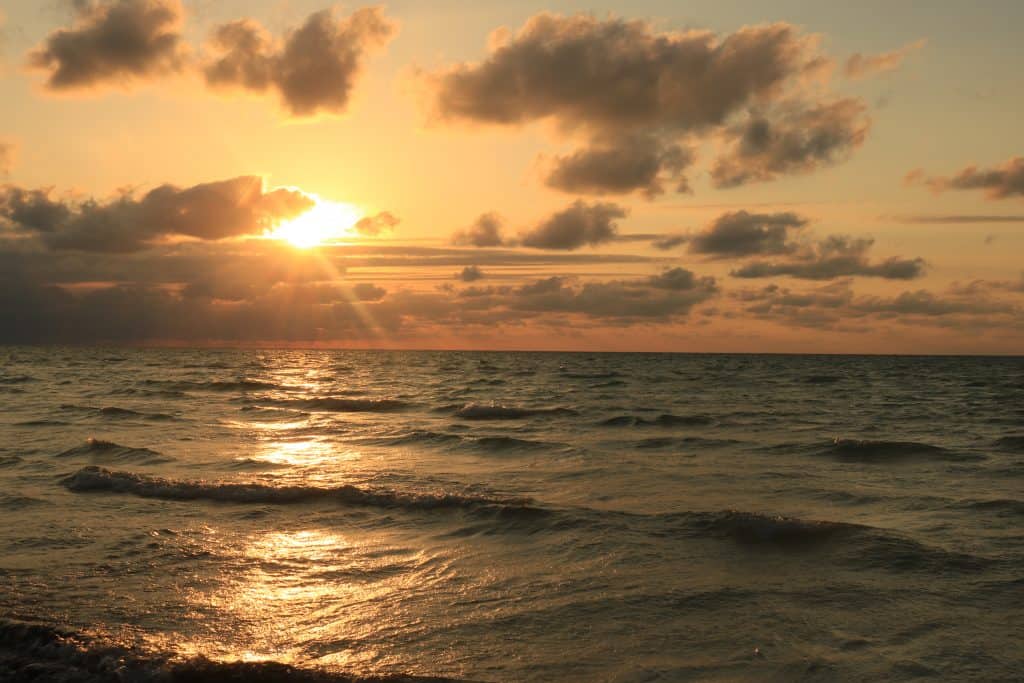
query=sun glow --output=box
[269,197,362,248]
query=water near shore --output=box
[1,348,1022,681]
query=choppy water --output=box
[1,348,1022,681]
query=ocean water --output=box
[1,347,1022,682]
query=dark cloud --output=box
[425,13,861,196]
[28,0,187,91]
[457,265,484,282]
[429,15,821,132]
[651,234,689,250]
[732,236,926,280]
[647,267,703,290]
[452,212,507,247]
[711,98,869,188]
[351,282,386,301]
[354,211,399,236]
[689,210,807,257]
[734,280,1020,331]
[0,176,312,252]
[204,7,396,117]
[916,157,1024,200]
[545,136,694,198]
[844,39,926,80]
[520,200,627,250]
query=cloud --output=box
[203,7,396,117]
[424,13,863,196]
[711,98,869,187]
[452,212,507,247]
[892,214,1024,224]
[735,280,1020,331]
[651,234,689,250]
[354,211,399,236]
[914,157,1024,200]
[457,265,484,282]
[351,282,386,301]
[544,135,694,197]
[0,176,312,252]
[689,210,807,257]
[27,0,187,91]
[0,140,15,174]
[520,200,627,250]
[732,235,925,280]
[844,39,926,80]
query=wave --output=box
[262,397,413,413]
[664,510,992,572]
[58,405,179,421]
[55,439,173,464]
[993,435,1024,452]
[817,439,980,463]
[682,510,860,546]
[13,419,71,427]
[955,498,1024,515]
[454,403,577,420]
[0,374,35,384]
[62,466,542,516]
[600,414,713,428]
[560,371,622,380]
[0,619,463,683]
[140,378,281,392]
[803,375,843,384]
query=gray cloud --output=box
[651,234,689,250]
[844,39,926,80]
[732,236,925,280]
[457,265,484,282]
[425,13,859,197]
[711,98,869,188]
[545,136,694,198]
[354,211,399,236]
[204,7,396,117]
[452,212,507,247]
[735,280,1020,331]
[689,210,807,257]
[351,282,386,301]
[520,200,628,250]
[917,157,1024,200]
[28,0,187,91]
[0,176,312,252]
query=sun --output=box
[268,197,362,248]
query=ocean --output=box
[0,347,1021,681]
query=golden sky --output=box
[0,1,1022,353]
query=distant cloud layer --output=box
[28,0,187,91]
[0,176,311,252]
[425,13,875,197]
[203,7,396,117]
[912,157,1024,200]
[844,39,926,80]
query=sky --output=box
[0,0,1022,353]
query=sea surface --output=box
[1,348,1022,681]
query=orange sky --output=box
[0,1,1022,353]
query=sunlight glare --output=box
[269,197,361,248]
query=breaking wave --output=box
[61,466,540,515]
[0,620,462,683]
[453,403,577,420]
